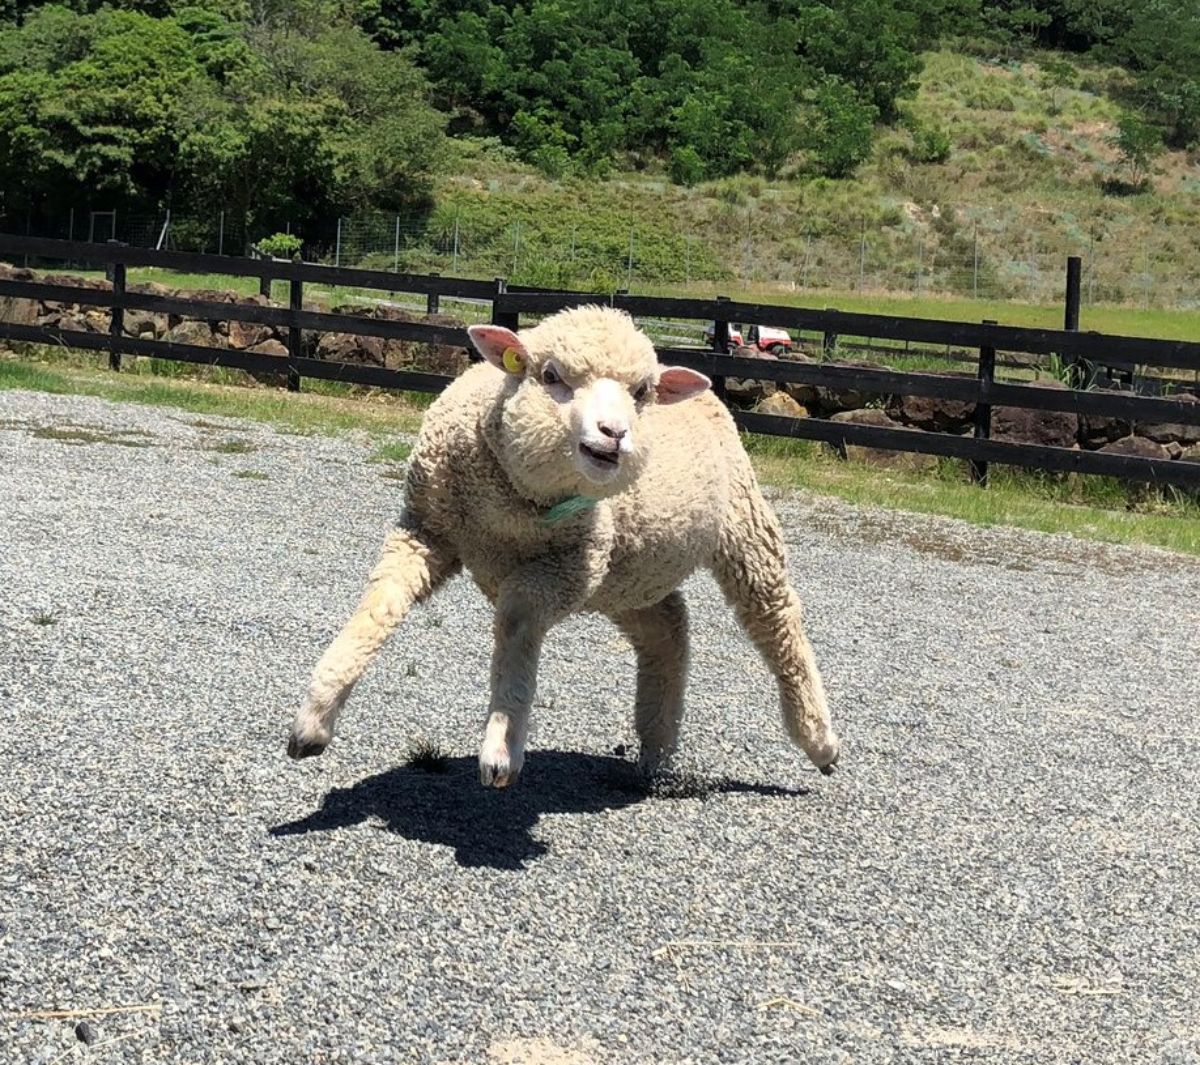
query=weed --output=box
[31,610,57,626]
[233,469,269,480]
[405,737,451,773]
[31,426,152,447]
[369,441,413,464]
[212,439,257,454]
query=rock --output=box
[123,310,160,338]
[74,1022,98,1046]
[57,313,89,332]
[1180,443,1200,463]
[776,351,818,407]
[129,280,172,298]
[831,407,897,428]
[896,387,976,432]
[1098,435,1172,461]
[754,392,807,418]
[1099,435,1173,503]
[83,310,110,332]
[228,318,274,350]
[248,339,288,357]
[992,381,1078,448]
[0,261,34,281]
[0,292,38,326]
[829,408,936,470]
[317,332,386,366]
[1136,392,1200,447]
[725,377,777,407]
[814,361,885,414]
[165,320,222,347]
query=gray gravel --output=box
[2,389,1199,1065]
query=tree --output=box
[803,78,878,178]
[1040,56,1076,114]
[1110,112,1161,188]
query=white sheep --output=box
[289,305,841,786]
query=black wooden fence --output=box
[2,234,1200,488]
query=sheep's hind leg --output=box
[289,526,457,759]
[614,592,689,776]
[712,491,840,774]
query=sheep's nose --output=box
[598,423,627,441]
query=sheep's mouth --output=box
[579,442,620,468]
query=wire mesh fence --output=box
[3,203,1196,311]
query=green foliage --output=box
[0,2,447,229]
[1110,111,1161,188]
[909,123,952,163]
[1040,55,1075,113]
[802,79,878,178]
[256,231,302,259]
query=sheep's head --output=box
[468,306,710,504]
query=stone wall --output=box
[0,262,469,379]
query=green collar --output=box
[540,494,598,526]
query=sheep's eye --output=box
[541,365,561,386]
[633,382,650,402]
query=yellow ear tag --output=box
[501,347,525,374]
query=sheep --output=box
[288,305,841,787]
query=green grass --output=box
[0,356,423,437]
[655,286,1200,342]
[4,352,1198,557]
[746,435,1200,556]
[369,440,413,463]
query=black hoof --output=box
[288,735,327,760]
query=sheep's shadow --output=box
[270,749,807,870]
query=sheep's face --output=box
[468,307,710,503]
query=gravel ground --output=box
[2,389,1199,1065]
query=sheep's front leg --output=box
[712,487,840,774]
[481,559,592,788]
[614,592,689,775]
[289,525,457,759]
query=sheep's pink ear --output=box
[657,366,711,404]
[467,324,529,374]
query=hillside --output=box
[1,2,1197,313]
[404,49,1200,309]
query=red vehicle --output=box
[703,321,794,355]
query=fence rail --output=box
[3,235,1199,489]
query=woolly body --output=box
[290,306,841,786]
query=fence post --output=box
[627,227,635,290]
[972,222,979,299]
[711,295,731,405]
[335,217,343,269]
[970,319,997,485]
[858,219,866,292]
[426,276,440,316]
[485,278,517,363]
[218,210,225,256]
[107,259,125,373]
[1064,255,1081,332]
[259,271,271,300]
[287,276,302,392]
[822,310,839,361]
[1062,255,1083,386]
[394,215,401,274]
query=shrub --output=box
[910,126,952,163]
[257,232,303,260]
